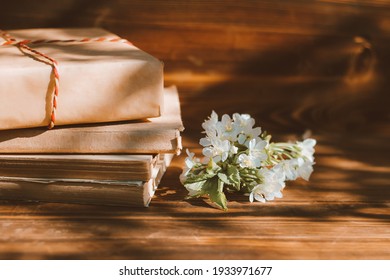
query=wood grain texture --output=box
[0,1,389,259]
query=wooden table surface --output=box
[0,1,389,259]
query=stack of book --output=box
[0,86,183,207]
[0,28,184,207]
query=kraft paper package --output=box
[0,28,164,130]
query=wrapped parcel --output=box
[0,28,164,130]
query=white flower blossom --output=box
[184,149,197,169]
[295,138,316,180]
[297,138,316,162]
[296,157,314,181]
[232,113,262,145]
[179,149,199,183]
[199,136,211,147]
[233,113,255,131]
[202,110,219,136]
[237,126,262,145]
[249,167,285,203]
[246,138,267,162]
[275,159,299,181]
[215,114,239,142]
[202,138,230,162]
[238,153,261,168]
[276,157,315,181]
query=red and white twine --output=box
[0,30,132,129]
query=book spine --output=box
[0,180,145,207]
[0,130,182,154]
[0,154,174,207]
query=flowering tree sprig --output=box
[180,111,316,210]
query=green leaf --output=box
[184,171,216,184]
[227,165,241,189]
[202,177,228,210]
[217,172,229,185]
[184,180,207,198]
[215,165,241,191]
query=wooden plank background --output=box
[0,0,389,259]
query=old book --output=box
[0,154,160,181]
[0,86,184,154]
[0,154,173,207]
[0,28,163,130]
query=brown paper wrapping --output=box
[0,28,164,130]
[0,86,184,154]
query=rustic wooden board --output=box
[0,0,389,259]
